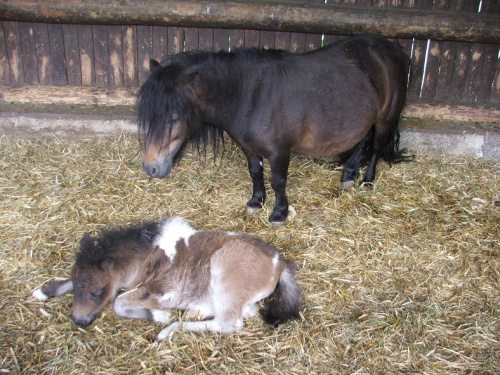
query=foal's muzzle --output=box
[71,313,95,327]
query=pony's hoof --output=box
[269,212,287,226]
[246,205,262,215]
[270,219,286,227]
[361,181,374,189]
[340,180,355,190]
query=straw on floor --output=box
[0,134,498,374]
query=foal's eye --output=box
[90,289,104,298]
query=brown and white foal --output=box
[32,217,301,340]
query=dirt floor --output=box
[0,135,498,374]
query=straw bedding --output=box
[0,134,498,374]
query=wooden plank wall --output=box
[0,0,499,108]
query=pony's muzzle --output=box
[143,162,160,178]
[142,160,172,178]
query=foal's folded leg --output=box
[157,318,243,341]
[32,279,74,300]
[113,288,171,323]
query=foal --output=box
[32,217,302,340]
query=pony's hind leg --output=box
[341,130,373,190]
[361,153,379,188]
[362,119,395,187]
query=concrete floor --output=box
[1,102,499,161]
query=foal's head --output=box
[138,59,205,179]
[69,223,159,327]
[70,233,121,327]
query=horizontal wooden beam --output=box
[1,86,500,123]
[0,0,499,43]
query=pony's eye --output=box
[168,117,179,126]
[90,289,104,298]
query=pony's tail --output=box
[384,118,415,165]
[262,262,302,326]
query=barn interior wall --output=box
[1,20,499,108]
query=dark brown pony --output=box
[138,35,411,225]
[32,217,301,340]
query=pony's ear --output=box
[150,59,161,74]
[80,232,94,250]
[178,68,203,98]
[100,258,114,271]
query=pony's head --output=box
[137,58,206,178]
[70,233,121,327]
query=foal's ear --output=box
[100,258,114,271]
[150,59,161,74]
[80,232,94,249]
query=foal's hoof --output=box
[340,180,355,190]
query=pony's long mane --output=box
[137,52,225,162]
[137,48,289,162]
[75,222,160,266]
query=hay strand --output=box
[0,134,498,374]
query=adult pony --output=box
[32,217,301,340]
[138,35,411,225]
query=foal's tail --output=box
[262,262,302,326]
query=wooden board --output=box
[199,28,213,51]
[63,24,81,86]
[3,21,24,86]
[137,26,152,84]
[0,22,11,85]
[18,22,38,85]
[2,85,498,123]
[1,0,499,43]
[152,25,168,61]
[93,25,109,87]
[48,24,67,86]
[275,31,291,51]
[213,28,229,51]
[167,26,183,56]
[123,25,138,87]
[78,25,95,87]
[229,29,244,50]
[184,27,199,51]
[108,25,124,87]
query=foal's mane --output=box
[75,222,160,266]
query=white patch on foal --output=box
[272,253,279,269]
[32,288,49,301]
[270,252,280,283]
[154,217,197,261]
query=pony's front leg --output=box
[269,153,290,225]
[243,151,266,215]
[113,289,171,324]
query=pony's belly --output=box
[294,137,358,157]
